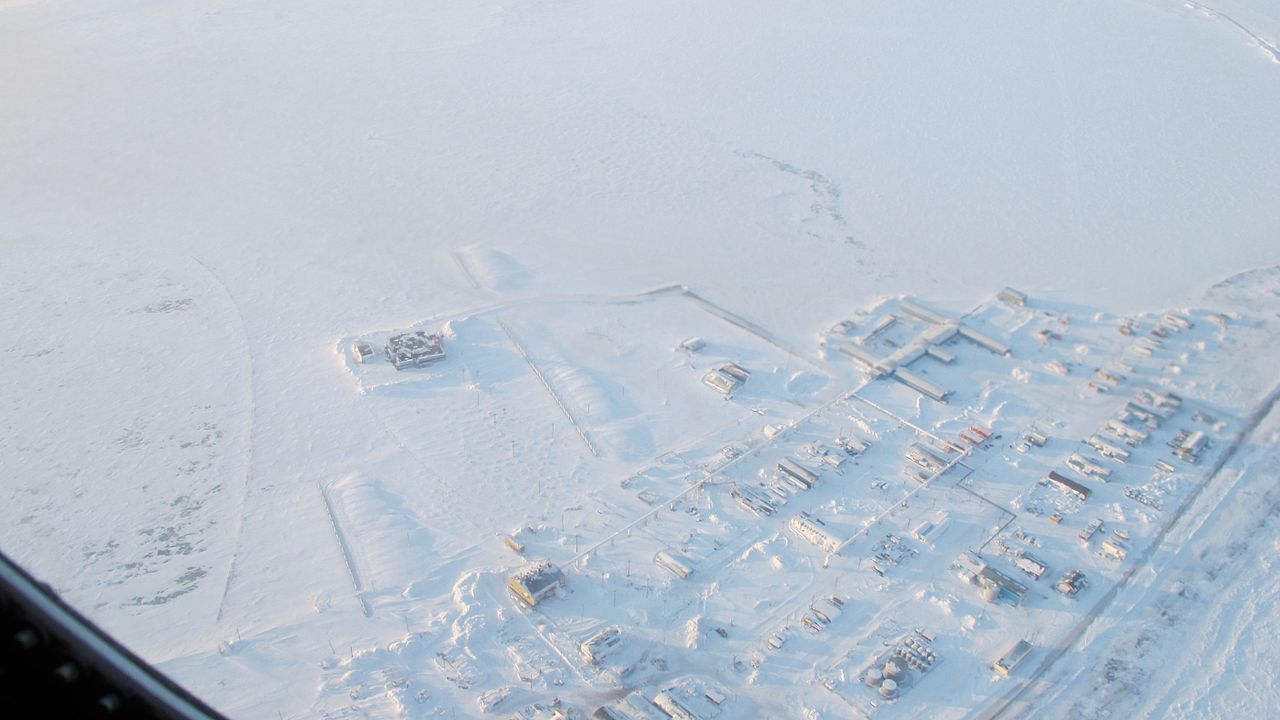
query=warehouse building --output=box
[1048,471,1092,501]
[789,514,842,554]
[895,367,952,402]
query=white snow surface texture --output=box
[2,1,1280,719]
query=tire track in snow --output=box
[192,256,257,625]
[1183,1,1280,63]
[449,248,483,291]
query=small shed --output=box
[679,337,706,353]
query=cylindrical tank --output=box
[884,660,906,681]
[879,678,898,698]
[981,584,1000,603]
[864,667,883,687]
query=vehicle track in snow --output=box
[192,256,258,625]
[1182,1,1280,64]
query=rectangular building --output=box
[789,515,842,554]
[993,639,1032,676]
[508,561,566,607]
[959,326,1012,356]
[998,288,1029,307]
[906,442,949,474]
[655,550,693,579]
[978,566,1030,605]
[1048,471,1092,501]
[1087,435,1131,462]
[777,458,820,490]
[385,331,446,369]
[894,367,952,402]
[900,299,950,325]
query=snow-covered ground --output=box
[2,1,1280,719]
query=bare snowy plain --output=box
[2,1,1280,719]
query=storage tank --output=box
[879,678,898,698]
[884,660,906,681]
[864,667,883,687]
[981,584,1001,604]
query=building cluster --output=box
[593,677,730,720]
[903,441,950,483]
[859,630,940,701]
[952,552,1030,605]
[836,296,1014,404]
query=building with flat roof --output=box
[959,326,1011,356]
[789,514,842,554]
[993,639,1032,675]
[1048,471,1092,501]
[895,368,952,403]
[998,287,1028,307]
[508,561,566,607]
[977,566,1029,605]
[385,331,446,369]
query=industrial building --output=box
[906,442,949,475]
[1056,570,1087,596]
[992,639,1032,676]
[977,566,1029,605]
[1078,518,1103,543]
[894,367,952,402]
[911,514,950,546]
[1013,553,1049,580]
[1176,430,1209,463]
[507,561,566,607]
[1105,419,1149,446]
[777,458,820,490]
[581,627,622,664]
[1048,471,1092,501]
[836,435,870,455]
[701,368,739,396]
[385,331,446,369]
[593,692,666,720]
[1101,535,1128,561]
[899,299,950,325]
[654,550,693,579]
[998,287,1028,307]
[1067,454,1111,480]
[1087,435,1131,462]
[958,326,1012,356]
[953,553,1029,605]
[789,514,842,554]
[702,362,751,396]
[679,337,705,353]
[840,344,891,377]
